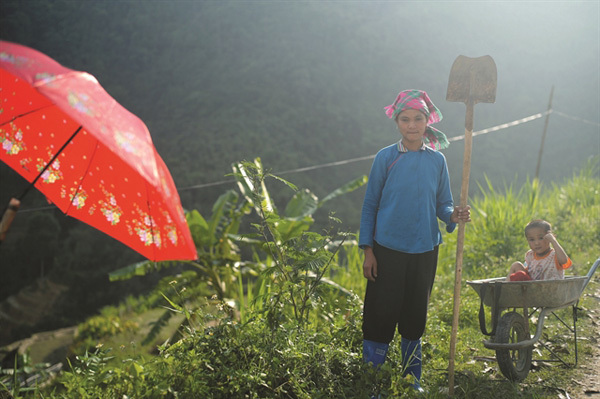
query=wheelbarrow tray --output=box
[466,259,599,382]
[467,276,587,309]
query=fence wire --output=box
[180,109,599,192]
[13,109,600,213]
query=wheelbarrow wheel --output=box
[495,311,532,382]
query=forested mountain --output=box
[0,1,598,342]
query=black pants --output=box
[362,242,439,343]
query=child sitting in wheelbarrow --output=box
[507,219,572,281]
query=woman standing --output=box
[359,89,471,392]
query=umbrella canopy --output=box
[0,40,197,261]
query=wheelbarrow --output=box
[466,258,600,381]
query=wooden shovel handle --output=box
[448,101,474,395]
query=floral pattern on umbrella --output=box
[0,40,197,261]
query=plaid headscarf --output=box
[384,89,449,150]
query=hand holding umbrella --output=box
[0,197,20,242]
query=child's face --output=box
[525,227,551,256]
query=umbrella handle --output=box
[448,100,474,395]
[0,198,21,243]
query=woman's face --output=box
[395,109,427,150]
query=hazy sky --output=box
[1,0,598,197]
[353,1,598,124]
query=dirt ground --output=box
[565,283,600,399]
[572,344,600,398]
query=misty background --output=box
[0,1,598,342]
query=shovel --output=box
[446,55,497,395]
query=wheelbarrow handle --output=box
[582,258,600,292]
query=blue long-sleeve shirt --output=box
[359,141,456,254]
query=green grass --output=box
[332,160,599,398]
[4,158,598,398]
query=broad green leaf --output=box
[208,190,239,242]
[275,216,313,242]
[231,161,254,205]
[186,209,211,247]
[228,233,263,245]
[142,309,173,346]
[160,292,183,312]
[227,201,252,234]
[266,173,297,191]
[319,175,368,206]
[232,158,276,214]
[109,259,195,281]
[284,189,318,220]
[264,212,283,243]
[315,275,356,299]
[108,260,154,281]
[253,158,275,213]
[129,361,144,378]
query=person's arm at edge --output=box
[358,150,388,281]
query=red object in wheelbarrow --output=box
[467,258,600,381]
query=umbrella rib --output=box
[144,191,158,259]
[149,199,157,259]
[19,126,83,200]
[0,103,56,129]
[64,138,100,215]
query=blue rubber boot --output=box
[401,337,424,392]
[363,340,389,398]
[362,339,389,368]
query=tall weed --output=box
[21,158,599,399]
[438,157,598,279]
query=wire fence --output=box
[179,109,599,192]
[13,108,600,213]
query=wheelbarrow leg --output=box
[573,302,578,365]
[540,304,580,368]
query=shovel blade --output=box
[447,55,497,104]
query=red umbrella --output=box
[0,40,197,261]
